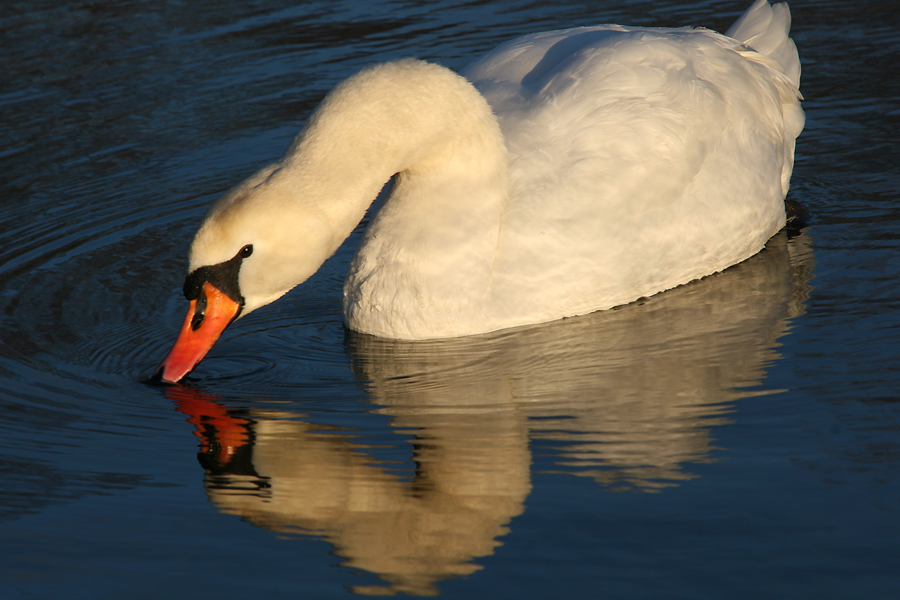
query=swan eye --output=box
[239,244,253,258]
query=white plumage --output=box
[186,0,803,340]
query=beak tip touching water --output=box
[154,352,196,385]
[154,283,243,384]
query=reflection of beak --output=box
[167,386,251,468]
[156,281,242,383]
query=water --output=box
[2,0,898,597]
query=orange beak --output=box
[156,281,242,383]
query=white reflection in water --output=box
[171,229,813,595]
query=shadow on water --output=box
[164,228,814,596]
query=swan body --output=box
[158,0,803,381]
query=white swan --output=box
[157,0,804,383]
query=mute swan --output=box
[157,0,804,383]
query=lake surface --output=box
[2,0,899,597]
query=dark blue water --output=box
[2,1,898,598]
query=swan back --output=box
[456,6,803,331]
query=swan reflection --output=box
[172,230,813,595]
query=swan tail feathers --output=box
[726,0,800,90]
[726,0,804,198]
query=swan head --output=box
[156,163,340,383]
[154,58,502,381]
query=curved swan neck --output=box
[287,59,509,229]
[320,62,513,339]
[190,59,509,319]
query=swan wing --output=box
[463,23,802,324]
